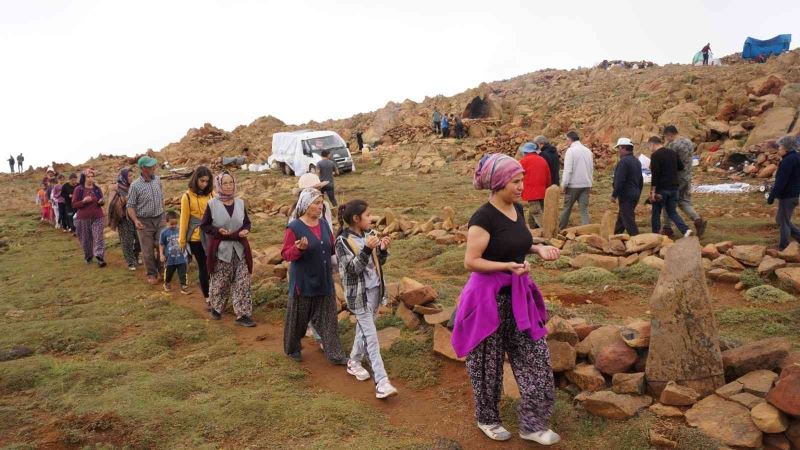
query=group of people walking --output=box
[517,127,709,239]
[432,109,465,139]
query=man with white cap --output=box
[648,136,692,238]
[611,138,643,236]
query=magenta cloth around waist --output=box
[451,271,548,358]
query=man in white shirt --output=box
[559,131,594,230]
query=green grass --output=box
[739,268,766,289]
[382,329,441,389]
[614,263,660,284]
[744,285,795,304]
[0,211,424,449]
[717,307,800,345]
[560,267,618,286]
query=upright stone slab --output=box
[600,209,615,240]
[542,184,561,239]
[646,237,725,397]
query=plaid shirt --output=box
[126,175,164,218]
[335,229,388,311]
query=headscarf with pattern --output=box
[293,188,322,219]
[215,171,236,202]
[473,153,524,192]
[117,168,131,196]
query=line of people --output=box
[518,127,709,239]
[432,109,465,139]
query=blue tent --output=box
[742,34,792,59]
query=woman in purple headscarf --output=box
[452,153,562,444]
[108,168,140,270]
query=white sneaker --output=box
[684,229,694,238]
[520,429,561,445]
[477,423,511,441]
[347,361,370,381]
[375,379,398,399]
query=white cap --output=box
[615,137,634,148]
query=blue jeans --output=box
[350,286,388,384]
[651,188,689,234]
[777,197,800,249]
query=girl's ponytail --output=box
[337,204,348,236]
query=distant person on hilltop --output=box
[16,153,23,173]
[701,43,711,66]
[534,135,560,187]
[7,155,13,173]
[519,142,551,228]
[559,131,594,230]
[432,109,441,134]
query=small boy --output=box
[160,210,189,294]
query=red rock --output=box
[723,337,791,379]
[766,364,800,416]
[565,363,607,391]
[659,381,700,406]
[685,395,763,448]
[397,277,438,306]
[547,340,577,372]
[582,391,653,420]
[574,324,600,340]
[595,340,638,375]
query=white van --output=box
[268,130,355,177]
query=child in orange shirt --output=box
[37,182,53,222]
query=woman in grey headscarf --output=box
[280,188,346,364]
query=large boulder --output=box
[728,245,766,267]
[657,102,706,142]
[582,391,653,420]
[625,233,663,253]
[575,325,629,364]
[766,364,800,416]
[595,340,638,375]
[684,395,763,448]
[646,237,725,397]
[750,403,789,433]
[722,337,791,379]
[747,74,786,96]
[746,107,798,147]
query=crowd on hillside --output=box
[432,109,465,139]
[28,124,800,445]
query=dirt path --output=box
[119,253,560,450]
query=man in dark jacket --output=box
[610,138,643,235]
[534,135,560,187]
[767,135,800,249]
[649,136,691,237]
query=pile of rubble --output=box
[382,124,434,145]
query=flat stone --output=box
[412,303,443,315]
[582,391,652,420]
[641,255,665,271]
[611,372,645,395]
[758,255,787,276]
[766,364,800,416]
[619,319,650,348]
[729,245,766,267]
[751,403,789,433]
[685,395,763,448]
[730,392,766,409]
[659,381,700,406]
[565,363,607,392]
[397,277,438,306]
[377,327,401,351]
[715,380,744,399]
[713,255,746,271]
[395,302,420,330]
[648,403,684,418]
[707,268,741,283]
[702,243,721,259]
[776,267,800,292]
[546,315,579,345]
[625,233,663,253]
[777,242,800,263]
[715,241,734,253]
[547,339,577,372]
[571,253,620,271]
[432,324,464,362]
[424,306,454,325]
[722,337,791,379]
[736,370,779,397]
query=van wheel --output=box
[308,165,317,174]
[282,163,294,176]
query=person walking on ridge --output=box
[558,131,593,230]
[611,138,643,236]
[16,154,24,173]
[661,125,707,237]
[7,155,13,173]
[701,43,711,66]
[649,136,692,238]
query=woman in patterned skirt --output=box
[72,169,107,267]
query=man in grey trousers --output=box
[559,131,594,230]
[127,156,166,284]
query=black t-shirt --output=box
[468,202,533,263]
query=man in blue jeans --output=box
[767,135,800,249]
[648,136,692,238]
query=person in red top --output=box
[519,142,552,229]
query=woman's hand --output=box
[535,245,560,261]
[380,236,392,250]
[506,261,530,276]
[295,237,309,251]
[238,229,249,238]
[219,228,229,236]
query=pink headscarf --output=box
[473,153,523,192]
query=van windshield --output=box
[302,136,344,155]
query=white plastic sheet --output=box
[693,183,754,194]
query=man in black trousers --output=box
[610,138,643,235]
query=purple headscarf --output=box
[473,153,524,192]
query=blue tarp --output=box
[742,34,792,59]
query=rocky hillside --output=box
[65,49,800,175]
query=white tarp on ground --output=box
[268,130,347,177]
[694,183,755,194]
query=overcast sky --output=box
[1,0,798,170]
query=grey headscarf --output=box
[292,188,323,220]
